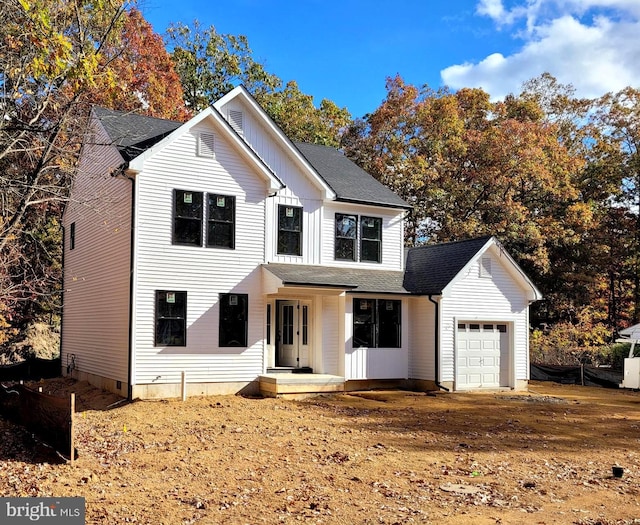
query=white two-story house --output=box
[61,86,541,399]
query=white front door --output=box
[456,322,509,389]
[278,300,311,368]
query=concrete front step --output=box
[259,373,345,397]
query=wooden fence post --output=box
[70,393,75,466]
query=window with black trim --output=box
[277,205,302,256]
[207,194,235,248]
[173,190,203,245]
[335,213,382,263]
[353,298,401,348]
[335,214,357,260]
[70,222,76,250]
[219,293,248,347]
[155,291,187,346]
[361,216,382,262]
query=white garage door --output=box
[456,322,509,389]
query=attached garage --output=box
[404,236,543,392]
[456,322,509,389]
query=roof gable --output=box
[92,106,284,192]
[404,236,542,301]
[214,86,336,200]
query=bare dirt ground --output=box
[1,379,640,525]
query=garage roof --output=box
[403,236,494,295]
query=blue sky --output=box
[141,0,640,119]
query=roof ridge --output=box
[412,235,494,250]
[93,106,180,125]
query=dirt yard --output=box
[1,379,639,525]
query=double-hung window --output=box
[173,189,236,249]
[361,216,382,262]
[352,298,401,348]
[155,291,187,346]
[173,190,203,246]
[277,205,302,256]
[335,214,357,260]
[335,213,382,263]
[219,293,248,347]
[207,194,235,248]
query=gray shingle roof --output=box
[92,107,182,161]
[91,107,409,210]
[294,142,410,210]
[403,236,493,295]
[263,263,408,294]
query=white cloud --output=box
[442,1,640,99]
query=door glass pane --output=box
[282,305,294,345]
[302,305,308,345]
[266,304,271,345]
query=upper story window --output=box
[207,194,235,249]
[361,216,382,262]
[173,189,236,249]
[173,190,203,246]
[335,213,382,263]
[335,214,357,260]
[278,205,302,256]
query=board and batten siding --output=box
[408,296,436,380]
[344,296,409,380]
[219,98,335,265]
[131,121,268,385]
[62,124,131,384]
[321,202,405,271]
[439,249,531,385]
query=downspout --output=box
[428,295,449,392]
[126,175,135,402]
[60,224,65,376]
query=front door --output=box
[277,300,311,368]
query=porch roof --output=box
[262,263,409,294]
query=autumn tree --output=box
[165,21,351,146]
[88,8,190,121]
[342,75,594,328]
[0,0,130,349]
[256,81,351,147]
[166,20,281,112]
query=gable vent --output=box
[228,110,243,135]
[480,256,492,278]
[198,132,215,158]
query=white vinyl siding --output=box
[321,202,405,271]
[408,296,436,380]
[61,122,131,384]
[131,121,267,385]
[321,296,340,375]
[439,248,530,386]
